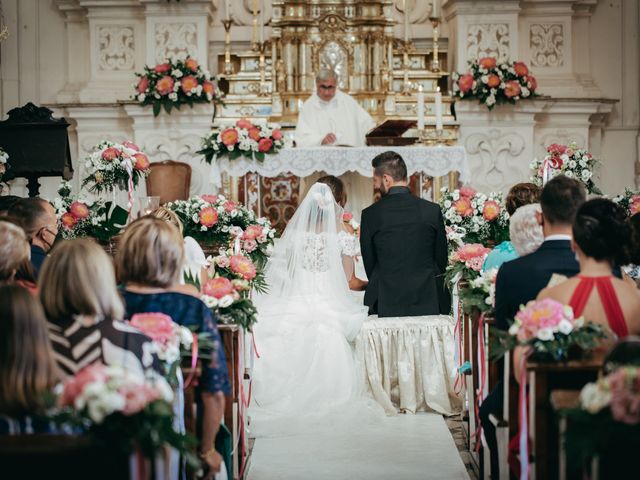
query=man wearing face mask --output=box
[359,151,450,317]
[8,198,59,279]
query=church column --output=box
[284,39,294,92]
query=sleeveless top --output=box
[568,275,629,338]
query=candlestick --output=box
[431,0,439,18]
[260,0,265,45]
[429,16,441,72]
[417,85,425,131]
[252,0,259,51]
[225,0,230,21]
[402,0,409,43]
[435,87,443,131]
[222,19,233,74]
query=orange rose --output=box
[482,200,500,221]
[459,186,477,198]
[258,138,273,153]
[199,206,219,228]
[236,119,253,130]
[133,153,150,171]
[69,201,90,220]
[202,81,215,95]
[156,75,175,95]
[136,77,149,93]
[101,147,121,162]
[504,80,522,98]
[513,61,529,77]
[453,197,473,217]
[220,128,239,146]
[180,75,199,95]
[154,63,171,74]
[248,127,261,142]
[486,74,500,88]
[184,57,199,72]
[458,73,474,94]
[526,75,537,92]
[61,212,78,229]
[202,277,234,299]
[271,129,283,141]
[479,57,497,70]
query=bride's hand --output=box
[349,276,368,291]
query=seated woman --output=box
[509,203,544,257]
[0,220,34,293]
[0,285,61,434]
[39,239,161,378]
[116,217,230,476]
[537,198,640,340]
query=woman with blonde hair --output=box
[0,285,61,433]
[39,239,160,378]
[117,217,229,478]
[0,220,31,284]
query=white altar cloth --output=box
[210,145,469,187]
[355,315,463,416]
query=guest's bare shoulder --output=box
[536,277,578,304]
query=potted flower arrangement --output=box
[490,298,606,362]
[439,186,510,248]
[612,189,640,217]
[530,142,601,194]
[198,119,285,164]
[82,140,150,195]
[133,56,223,116]
[452,57,537,110]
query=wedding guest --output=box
[0,221,30,286]
[622,212,640,285]
[8,197,58,278]
[0,285,61,434]
[508,203,544,256]
[483,182,541,270]
[117,217,229,476]
[0,195,20,216]
[480,175,585,479]
[537,198,640,338]
[39,239,161,378]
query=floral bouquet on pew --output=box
[530,142,601,194]
[459,267,498,314]
[490,298,606,362]
[439,186,510,248]
[563,366,640,469]
[133,56,223,116]
[197,119,285,164]
[445,243,492,287]
[82,140,150,194]
[612,188,640,217]
[200,273,258,332]
[452,57,537,110]
[56,363,199,467]
[53,181,129,243]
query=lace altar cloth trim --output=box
[209,146,469,187]
[355,315,463,416]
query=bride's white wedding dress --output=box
[251,183,378,435]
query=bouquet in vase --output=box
[530,142,601,194]
[82,140,150,194]
[133,56,223,116]
[452,57,537,110]
[612,189,640,217]
[198,119,285,164]
[445,243,492,287]
[491,298,606,361]
[200,274,258,331]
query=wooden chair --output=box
[146,160,192,205]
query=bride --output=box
[250,177,372,433]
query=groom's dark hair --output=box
[540,175,586,225]
[372,151,407,181]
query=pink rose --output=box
[258,138,273,153]
[479,57,497,70]
[547,143,567,156]
[101,147,121,162]
[630,197,640,215]
[220,128,239,147]
[202,277,234,299]
[526,75,538,92]
[343,211,353,222]
[248,127,262,142]
[61,363,110,407]
[129,313,176,346]
[215,256,230,268]
[458,74,474,94]
[133,153,150,171]
[122,141,140,151]
[184,57,199,72]
[243,224,263,241]
[156,76,175,96]
[504,80,521,98]
[482,200,500,222]
[180,75,199,95]
[453,197,473,217]
[202,81,215,95]
[230,254,257,280]
[243,239,258,252]
[154,63,170,74]
[199,206,218,228]
[136,77,149,93]
[453,244,492,263]
[201,194,218,204]
[513,61,529,77]
[223,201,237,213]
[70,201,90,220]
[236,119,253,130]
[271,129,283,141]
[459,186,477,198]
[61,212,78,229]
[120,383,158,415]
[486,74,500,88]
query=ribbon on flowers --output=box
[122,157,134,215]
[541,155,561,186]
[473,312,488,451]
[182,332,199,390]
[518,349,532,480]
[451,271,465,394]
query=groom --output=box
[360,151,450,317]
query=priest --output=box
[295,69,376,219]
[294,69,375,147]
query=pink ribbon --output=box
[473,312,487,451]
[182,332,199,390]
[453,302,465,395]
[518,349,532,480]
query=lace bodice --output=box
[338,231,360,257]
[301,232,360,273]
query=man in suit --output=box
[359,151,449,317]
[481,175,586,478]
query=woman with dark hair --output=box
[537,198,640,339]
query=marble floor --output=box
[247,413,470,480]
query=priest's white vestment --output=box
[294,90,376,218]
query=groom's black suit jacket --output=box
[360,186,450,317]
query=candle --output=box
[417,85,425,131]
[225,0,230,21]
[260,0,265,44]
[403,0,409,43]
[435,87,443,131]
[431,0,439,18]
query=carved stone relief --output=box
[529,24,564,68]
[97,25,136,71]
[466,23,510,62]
[465,129,525,191]
[154,23,198,62]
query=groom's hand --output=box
[321,133,337,145]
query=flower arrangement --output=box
[563,366,640,469]
[133,56,223,116]
[445,243,492,287]
[166,194,276,273]
[82,140,150,194]
[343,211,360,236]
[0,146,8,188]
[612,189,640,217]
[452,57,537,110]
[57,363,198,465]
[439,186,510,248]
[200,274,258,331]
[197,119,285,164]
[491,298,606,362]
[530,142,601,194]
[53,181,129,243]
[129,313,193,365]
[459,267,498,314]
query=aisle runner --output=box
[247,413,469,480]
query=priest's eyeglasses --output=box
[318,84,336,90]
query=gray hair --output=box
[509,203,544,256]
[315,68,337,83]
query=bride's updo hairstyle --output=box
[573,198,630,266]
[317,175,346,207]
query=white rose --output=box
[508,323,519,336]
[137,93,146,102]
[565,171,573,178]
[558,319,574,335]
[481,75,489,84]
[444,200,452,208]
[580,382,611,414]
[452,191,460,201]
[581,170,592,180]
[172,69,183,78]
[179,326,193,347]
[568,160,577,169]
[202,295,218,308]
[536,328,554,341]
[219,295,234,308]
[486,95,496,106]
[169,93,178,101]
[201,225,208,231]
[192,213,200,223]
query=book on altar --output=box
[365,119,417,146]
